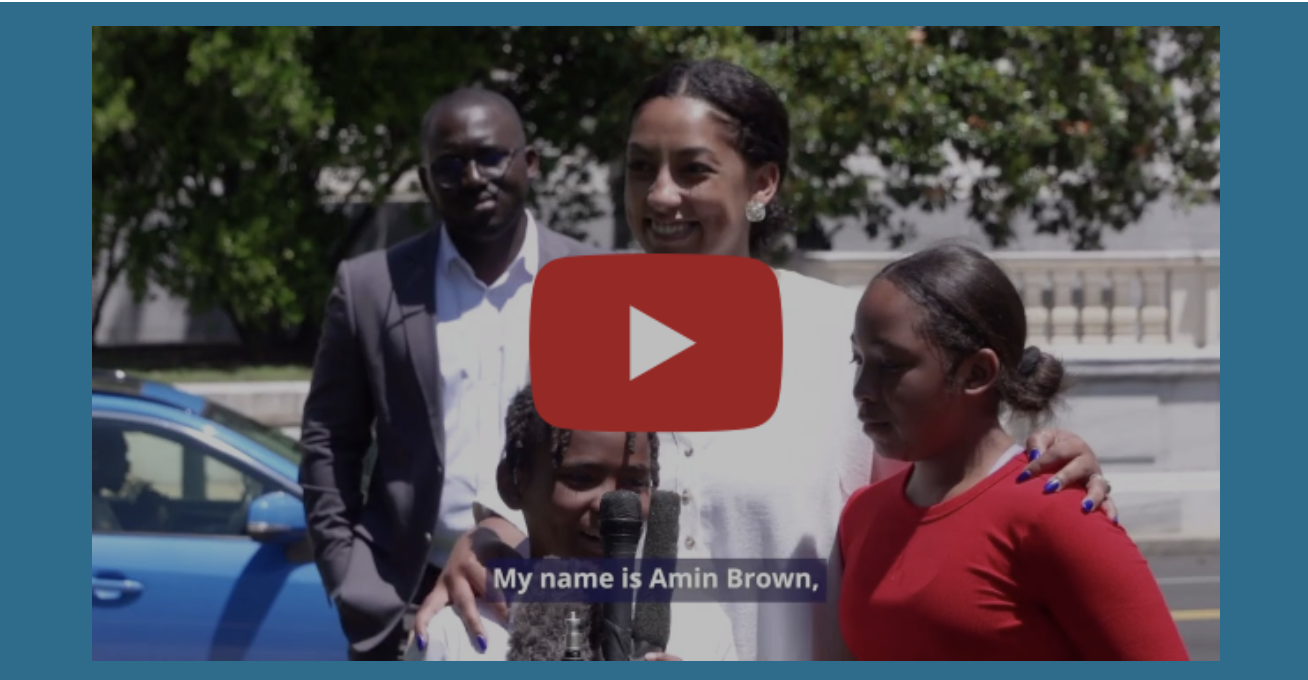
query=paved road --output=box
[1150,552,1220,661]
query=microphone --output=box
[506,557,598,661]
[632,490,680,658]
[598,490,644,661]
[562,611,586,661]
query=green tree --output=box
[513,26,1220,252]
[92,27,504,353]
[93,27,1219,356]
[778,26,1220,250]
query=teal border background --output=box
[13,1,1267,667]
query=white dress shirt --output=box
[476,269,876,660]
[430,213,537,567]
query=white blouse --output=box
[476,269,875,661]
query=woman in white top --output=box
[418,59,1118,661]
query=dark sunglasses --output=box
[428,146,523,189]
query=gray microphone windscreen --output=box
[599,489,643,523]
[633,490,680,653]
[506,558,602,661]
[642,490,681,562]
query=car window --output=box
[201,401,302,466]
[92,416,271,537]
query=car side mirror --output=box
[246,491,307,544]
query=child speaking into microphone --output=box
[409,385,737,661]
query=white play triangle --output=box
[630,306,696,381]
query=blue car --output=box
[92,370,347,660]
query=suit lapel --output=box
[393,229,445,461]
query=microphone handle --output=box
[600,516,643,660]
[600,617,636,661]
[600,564,636,661]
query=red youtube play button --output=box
[530,254,783,433]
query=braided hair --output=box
[504,384,660,488]
[629,59,795,258]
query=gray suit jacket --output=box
[298,223,603,654]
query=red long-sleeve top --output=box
[838,455,1189,661]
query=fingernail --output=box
[417,635,426,652]
[1028,449,1042,462]
[1082,499,1094,513]
[1043,479,1061,494]
[1113,516,1120,525]
[1017,470,1033,483]
[477,635,488,653]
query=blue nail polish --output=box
[1043,479,1061,494]
[1017,470,1033,483]
[477,635,488,653]
[1028,449,1042,462]
[1113,516,1120,525]
[417,636,426,652]
[1082,499,1094,513]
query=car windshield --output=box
[202,401,302,466]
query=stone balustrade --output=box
[786,249,1220,349]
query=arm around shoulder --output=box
[1023,492,1189,660]
[407,607,458,661]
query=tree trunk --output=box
[608,157,630,251]
[92,219,129,346]
[91,260,123,346]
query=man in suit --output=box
[299,87,603,661]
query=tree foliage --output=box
[93,26,1219,352]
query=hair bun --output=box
[1017,346,1042,377]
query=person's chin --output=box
[447,209,518,241]
[492,205,525,233]
[861,420,893,438]
[444,208,489,230]
[863,423,907,457]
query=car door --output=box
[91,411,348,660]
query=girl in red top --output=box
[839,244,1188,661]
